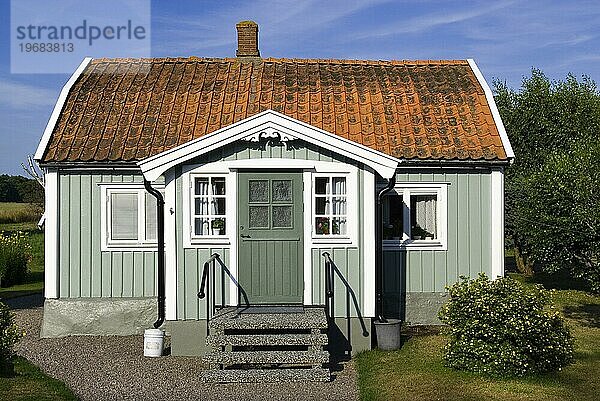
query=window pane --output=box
[315,177,329,195]
[145,193,157,241]
[195,198,208,216]
[315,217,330,235]
[332,218,346,235]
[411,195,437,239]
[212,178,225,195]
[315,197,328,214]
[111,193,138,240]
[249,180,269,202]
[249,206,269,228]
[211,218,226,235]
[332,177,346,194]
[272,180,292,202]
[272,206,292,228]
[383,194,403,240]
[213,198,226,215]
[195,178,209,195]
[332,196,346,215]
[194,218,210,236]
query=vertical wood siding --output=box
[382,170,493,317]
[58,173,160,298]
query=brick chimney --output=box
[236,21,260,57]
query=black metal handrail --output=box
[197,253,224,335]
[322,252,369,337]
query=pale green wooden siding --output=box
[58,172,160,298]
[176,140,364,320]
[382,170,493,318]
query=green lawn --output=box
[0,357,77,401]
[356,273,600,401]
[0,203,44,299]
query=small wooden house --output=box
[34,22,513,381]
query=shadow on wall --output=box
[382,250,408,321]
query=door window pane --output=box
[249,180,269,202]
[272,180,292,202]
[249,206,269,228]
[272,206,292,228]
[111,193,138,240]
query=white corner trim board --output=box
[138,110,400,181]
[164,169,177,320]
[44,170,58,298]
[490,168,505,279]
[467,59,515,160]
[34,57,93,161]
[362,168,376,317]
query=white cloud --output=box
[0,79,57,109]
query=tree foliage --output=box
[495,70,600,289]
[0,175,43,205]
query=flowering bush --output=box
[438,273,574,377]
[0,231,31,287]
[0,301,23,373]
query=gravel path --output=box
[10,301,359,401]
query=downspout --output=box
[375,173,396,323]
[144,179,165,329]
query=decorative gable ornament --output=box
[241,127,297,149]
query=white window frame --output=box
[184,172,233,246]
[311,171,357,245]
[382,182,448,251]
[100,184,164,251]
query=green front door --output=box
[238,171,304,305]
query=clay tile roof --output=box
[42,57,508,163]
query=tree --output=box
[495,70,600,289]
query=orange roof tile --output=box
[42,57,508,163]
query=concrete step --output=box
[207,333,328,347]
[200,368,330,383]
[203,350,329,365]
[209,307,328,331]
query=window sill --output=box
[383,239,447,251]
[188,237,231,247]
[311,236,355,246]
[102,242,158,252]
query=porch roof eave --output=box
[137,109,400,181]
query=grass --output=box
[356,273,600,401]
[0,357,77,401]
[0,203,44,299]
[0,202,42,224]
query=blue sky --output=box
[1,0,599,175]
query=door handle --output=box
[240,234,251,238]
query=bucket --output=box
[143,328,164,357]
[373,319,402,350]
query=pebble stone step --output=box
[203,350,330,365]
[200,368,331,383]
[207,333,328,347]
[210,307,328,331]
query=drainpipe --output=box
[375,174,396,323]
[144,179,165,329]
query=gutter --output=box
[143,179,165,329]
[375,172,397,323]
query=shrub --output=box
[0,231,31,287]
[438,273,574,377]
[0,301,22,374]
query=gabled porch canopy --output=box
[137,110,401,181]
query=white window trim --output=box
[183,172,234,246]
[311,172,357,246]
[100,184,164,251]
[382,182,449,251]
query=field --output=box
[356,273,600,401]
[0,202,44,298]
[0,202,42,224]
